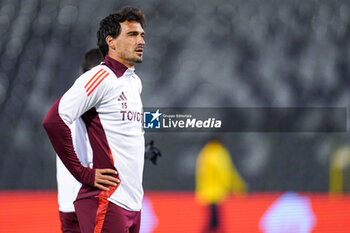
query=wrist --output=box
[79,167,95,187]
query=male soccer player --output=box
[57,48,103,233]
[43,7,147,233]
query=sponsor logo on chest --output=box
[118,91,142,122]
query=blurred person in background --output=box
[56,48,103,233]
[196,137,247,233]
[43,7,148,233]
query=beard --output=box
[128,56,143,64]
[118,49,143,66]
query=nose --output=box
[138,35,145,46]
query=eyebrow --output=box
[127,31,145,36]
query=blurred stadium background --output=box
[1,0,350,232]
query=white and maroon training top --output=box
[44,56,145,211]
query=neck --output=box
[107,54,134,69]
[103,56,129,78]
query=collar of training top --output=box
[103,56,130,78]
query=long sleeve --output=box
[43,66,110,186]
[43,96,95,186]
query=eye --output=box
[127,32,137,37]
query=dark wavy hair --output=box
[97,7,146,57]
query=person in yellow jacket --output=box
[196,139,247,232]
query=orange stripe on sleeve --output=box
[86,70,107,93]
[85,69,103,89]
[87,73,109,96]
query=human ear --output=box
[106,35,116,50]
